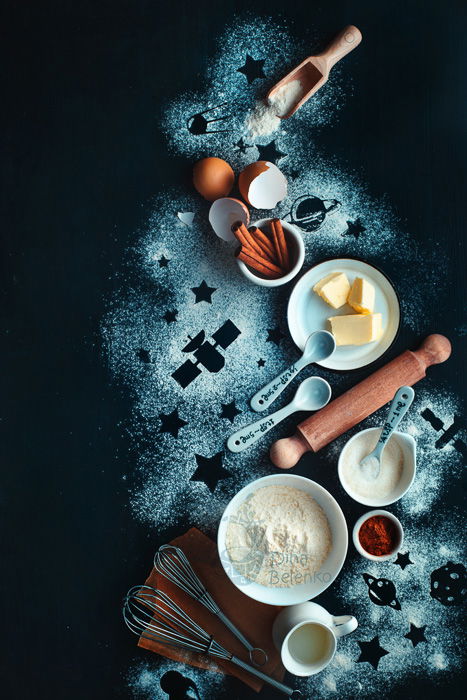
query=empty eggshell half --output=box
[238,161,287,209]
[208,198,250,242]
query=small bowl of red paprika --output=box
[353,510,403,561]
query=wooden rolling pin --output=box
[270,334,451,469]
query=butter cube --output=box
[347,277,375,314]
[313,272,350,309]
[328,313,383,346]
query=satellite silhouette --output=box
[172,320,241,389]
[186,103,232,135]
[421,408,467,463]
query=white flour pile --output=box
[225,485,332,587]
[340,430,404,500]
[245,79,304,137]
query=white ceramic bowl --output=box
[217,473,348,606]
[352,509,404,561]
[236,218,305,288]
[338,427,416,507]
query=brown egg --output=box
[193,157,235,201]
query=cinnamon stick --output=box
[249,226,277,261]
[271,218,290,270]
[236,247,285,279]
[232,223,267,260]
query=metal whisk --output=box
[154,544,267,666]
[123,585,303,699]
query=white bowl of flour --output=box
[217,474,348,606]
[338,427,417,507]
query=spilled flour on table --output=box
[100,15,466,700]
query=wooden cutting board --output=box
[138,527,286,692]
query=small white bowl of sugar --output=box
[338,427,416,507]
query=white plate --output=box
[287,258,400,371]
[217,474,348,606]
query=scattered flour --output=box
[225,485,332,587]
[245,79,304,137]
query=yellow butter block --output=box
[313,272,350,309]
[328,313,383,346]
[347,277,375,314]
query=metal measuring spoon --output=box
[228,377,331,453]
[360,385,415,479]
[250,330,336,412]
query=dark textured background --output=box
[2,1,466,698]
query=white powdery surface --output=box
[127,659,225,699]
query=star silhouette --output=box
[394,552,414,570]
[136,348,151,363]
[163,309,178,324]
[266,327,286,346]
[404,623,427,648]
[356,636,389,670]
[190,452,232,493]
[220,401,242,423]
[256,140,287,164]
[191,280,217,304]
[159,409,188,439]
[237,55,266,84]
[342,218,366,240]
[158,255,170,267]
[235,137,253,154]
[257,358,266,367]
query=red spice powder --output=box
[358,515,399,556]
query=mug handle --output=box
[332,615,358,637]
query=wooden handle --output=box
[319,25,362,70]
[270,334,451,469]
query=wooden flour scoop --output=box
[267,25,362,119]
[270,334,452,469]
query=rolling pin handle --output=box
[270,433,309,470]
[416,334,452,367]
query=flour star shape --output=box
[159,409,188,439]
[266,327,286,346]
[256,140,287,164]
[394,551,414,570]
[342,218,366,240]
[235,137,253,154]
[257,358,266,367]
[163,309,178,324]
[158,255,170,267]
[357,636,389,670]
[404,623,427,648]
[220,401,242,423]
[190,452,232,493]
[191,280,217,304]
[237,54,266,83]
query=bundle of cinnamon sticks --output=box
[232,219,292,279]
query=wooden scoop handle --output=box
[270,334,451,470]
[319,25,362,70]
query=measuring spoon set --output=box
[227,331,335,453]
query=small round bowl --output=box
[236,218,305,288]
[217,473,348,606]
[353,509,404,561]
[338,427,416,507]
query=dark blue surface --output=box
[2,1,466,698]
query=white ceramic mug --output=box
[272,602,358,676]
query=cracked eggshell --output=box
[238,161,287,209]
[208,198,250,242]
